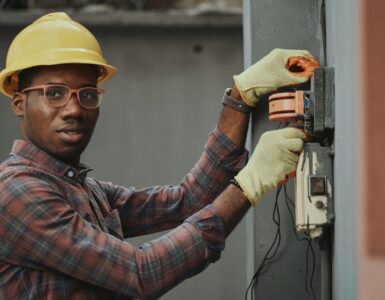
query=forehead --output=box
[29,64,98,86]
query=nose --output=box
[60,91,82,119]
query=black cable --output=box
[245,187,283,300]
[283,185,312,295]
[266,188,281,260]
[305,234,316,300]
[245,122,290,299]
[283,185,308,244]
[283,185,317,300]
[245,187,317,299]
[245,122,318,299]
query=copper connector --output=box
[268,91,305,123]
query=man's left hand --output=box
[233,48,319,107]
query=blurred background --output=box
[0,0,242,11]
[0,1,245,299]
[2,0,385,299]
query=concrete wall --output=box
[244,0,360,299]
[325,0,358,299]
[245,1,325,299]
[0,12,246,299]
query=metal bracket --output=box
[305,67,335,139]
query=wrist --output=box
[222,88,253,114]
[229,85,242,100]
[229,178,243,191]
[234,172,261,207]
[212,184,250,237]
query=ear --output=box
[12,93,25,117]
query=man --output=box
[0,12,316,299]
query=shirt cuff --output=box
[185,205,225,263]
[205,127,249,173]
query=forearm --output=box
[212,184,251,237]
[218,85,250,148]
[107,128,248,237]
[1,183,225,299]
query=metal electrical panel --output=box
[267,67,335,239]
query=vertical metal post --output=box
[325,0,358,299]
[319,230,332,300]
[243,1,330,299]
[242,0,255,292]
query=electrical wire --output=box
[283,185,317,300]
[245,123,318,299]
[244,184,317,300]
[245,186,283,300]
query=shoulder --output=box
[0,158,64,206]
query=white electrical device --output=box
[295,143,334,238]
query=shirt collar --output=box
[10,139,93,184]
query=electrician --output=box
[0,12,316,299]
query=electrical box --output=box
[295,68,335,238]
[295,143,334,238]
[268,67,335,238]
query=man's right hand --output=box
[233,48,319,107]
[235,128,305,206]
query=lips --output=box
[57,127,88,144]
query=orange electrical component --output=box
[268,55,319,123]
[268,90,305,122]
[287,56,320,77]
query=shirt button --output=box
[67,170,75,178]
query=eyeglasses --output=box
[21,84,105,109]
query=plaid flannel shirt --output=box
[0,128,247,299]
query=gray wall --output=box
[245,1,325,299]
[325,0,358,299]
[245,0,359,299]
[0,12,246,300]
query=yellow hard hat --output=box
[0,12,117,98]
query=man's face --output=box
[13,64,100,166]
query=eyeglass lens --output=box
[45,86,101,108]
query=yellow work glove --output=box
[235,128,305,206]
[233,48,318,107]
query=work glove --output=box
[235,128,305,206]
[233,48,319,107]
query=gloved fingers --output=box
[278,127,306,139]
[282,73,310,86]
[269,48,312,62]
[284,138,304,153]
[286,55,320,78]
[286,170,297,178]
[279,66,313,86]
[283,151,301,166]
[277,170,297,186]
